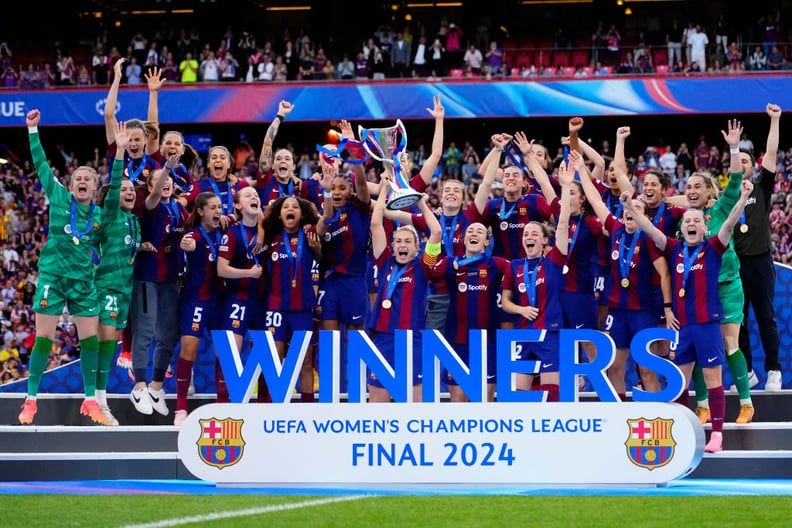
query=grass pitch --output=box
[4,495,792,527]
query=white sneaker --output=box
[173,409,188,427]
[765,370,783,391]
[730,370,759,393]
[148,387,170,416]
[748,370,759,388]
[99,403,120,426]
[130,387,153,415]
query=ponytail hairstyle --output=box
[183,192,217,231]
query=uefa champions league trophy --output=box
[358,119,422,211]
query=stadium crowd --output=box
[2,5,792,87]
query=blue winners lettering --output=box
[212,327,686,404]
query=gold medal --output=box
[382,299,392,309]
[679,288,686,298]
[72,236,80,245]
[562,265,569,275]
[739,224,748,233]
[620,278,630,288]
[291,279,297,288]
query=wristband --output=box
[28,126,38,134]
[663,302,673,308]
[323,191,332,198]
[729,147,740,155]
[276,114,285,121]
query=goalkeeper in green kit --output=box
[93,120,145,426]
[18,110,127,425]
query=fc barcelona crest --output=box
[197,418,245,469]
[625,417,676,470]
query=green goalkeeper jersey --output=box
[701,170,742,284]
[94,158,140,296]
[30,131,103,281]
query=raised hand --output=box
[720,119,743,148]
[278,100,294,116]
[115,121,130,151]
[616,126,630,140]
[427,94,445,119]
[766,103,781,118]
[26,109,41,128]
[145,66,165,91]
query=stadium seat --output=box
[553,51,571,67]
[652,48,668,67]
[561,66,576,76]
[510,67,521,77]
[572,50,590,67]
[449,68,465,78]
[582,66,595,76]
[544,66,558,76]
[655,64,670,74]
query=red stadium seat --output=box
[449,68,465,78]
[561,66,576,76]
[655,64,670,74]
[582,66,595,76]
[553,51,571,67]
[652,48,668,66]
[572,50,590,67]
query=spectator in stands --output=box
[179,52,199,83]
[605,24,621,67]
[91,46,110,86]
[56,49,75,86]
[2,65,18,88]
[463,44,483,76]
[354,51,369,80]
[665,18,684,67]
[199,50,221,82]
[444,22,464,70]
[391,32,411,78]
[766,46,786,70]
[428,38,445,79]
[688,25,709,71]
[749,46,767,71]
[710,44,727,70]
[726,42,742,72]
[412,35,429,78]
[337,54,355,80]
[313,47,329,80]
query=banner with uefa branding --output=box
[178,402,703,486]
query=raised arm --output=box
[258,100,294,176]
[620,192,667,250]
[416,95,445,187]
[104,58,125,145]
[474,133,509,215]
[145,66,165,155]
[554,160,573,255]
[514,131,555,202]
[570,149,610,229]
[762,103,781,173]
[315,159,338,238]
[145,154,180,210]
[612,126,635,196]
[370,177,390,259]
[718,179,754,246]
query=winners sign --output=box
[178,327,705,487]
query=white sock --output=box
[95,389,106,406]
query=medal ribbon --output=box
[282,229,304,286]
[439,213,458,257]
[523,256,544,307]
[681,242,703,291]
[564,213,583,270]
[385,261,410,302]
[618,230,641,284]
[498,197,519,220]
[70,197,96,242]
[198,225,221,262]
[209,179,234,214]
[454,252,486,268]
[242,224,259,265]
[126,153,149,186]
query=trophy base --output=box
[386,189,423,211]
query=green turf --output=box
[4,495,792,528]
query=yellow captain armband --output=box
[424,242,441,257]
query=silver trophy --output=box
[358,119,422,210]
